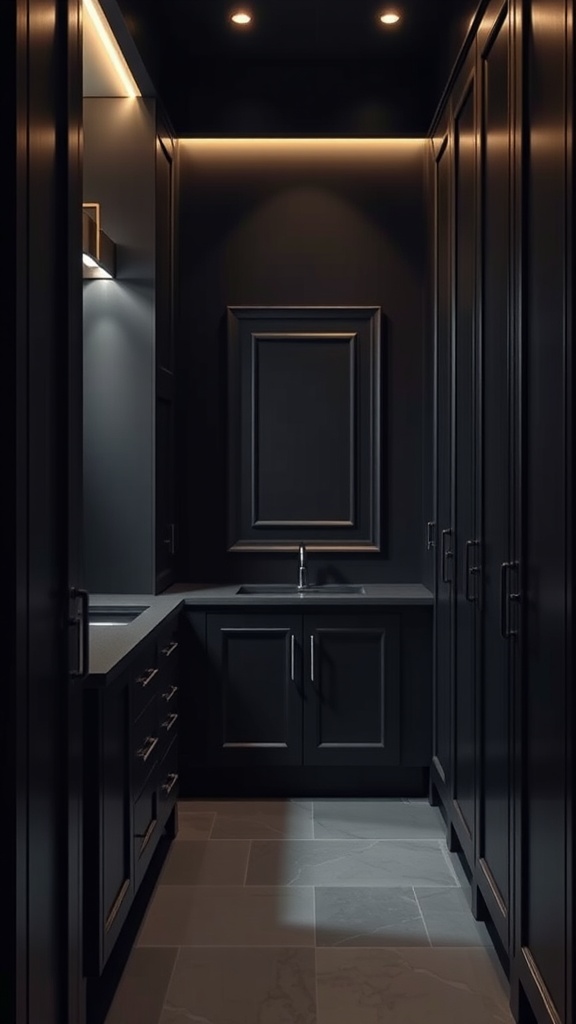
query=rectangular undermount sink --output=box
[88,605,149,625]
[235,584,366,596]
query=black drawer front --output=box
[158,676,178,713]
[157,737,178,826]
[132,658,161,720]
[155,634,178,692]
[157,706,178,762]
[132,696,160,798]
[133,773,159,889]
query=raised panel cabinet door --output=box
[303,614,400,767]
[476,1,513,952]
[514,6,571,1022]
[206,614,303,766]
[433,132,454,797]
[83,679,134,976]
[452,73,478,861]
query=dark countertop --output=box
[88,583,434,678]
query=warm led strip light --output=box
[84,0,140,97]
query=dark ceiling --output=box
[115,0,481,136]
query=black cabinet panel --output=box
[206,614,303,766]
[433,135,453,793]
[303,615,400,766]
[156,133,174,375]
[83,679,133,976]
[477,4,513,942]
[156,386,176,592]
[255,337,353,523]
[227,306,381,552]
[452,76,477,851]
[518,5,569,1019]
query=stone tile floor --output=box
[104,799,514,1023]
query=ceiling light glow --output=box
[231,11,252,25]
[380,11,400,24]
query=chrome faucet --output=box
[298,544,308,590]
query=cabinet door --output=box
[513,8,571,1022]
[433,132,454,796]
[84,679,133,976]
[476,3,513,951]
[303,614,400,767]
[206,614,303,766]
[452,75,478,862]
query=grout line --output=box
[412,886,433,948]
[242,840,251,886]
[140,942,489,951]
[158,945,182,1021]
[139,942,318,949]
[178,836,455,843]
[313,945,320,1022]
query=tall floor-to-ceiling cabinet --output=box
[430,2,574,1024]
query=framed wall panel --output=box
[227,306,382,552]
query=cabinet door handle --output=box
[465,540,480,602]
[290,634,295,681]
[162,772,179,795]
[137,667,158,688]
[441,529,453,584]
[161,712,178,732]
[500,562,512,638]
[161,641,178,657]
[163,523,175,554]
[427,521,436,549]
[162,684,178,703]
[70,587,90,679]
[137,735,159,762]
[310,635,315,682]
[138,818,157,853]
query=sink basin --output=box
[89,605,149,625]
[236,584,366,596]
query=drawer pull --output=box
[105,879,130,932]
[161,712,178,732]
[161,641,179,658]
[138,818,157,853]
[137,667,158,688]
[162,772,178,796]
[137,735,159,762]
[162,684,178,703]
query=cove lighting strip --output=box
[84,0,140,97]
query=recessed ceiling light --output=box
[231,11,252,25]
[380,11,401,25]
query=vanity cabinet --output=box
[83,614,180,977]
[182,604,429,791]
[204,612,399,768]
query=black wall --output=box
[176,139,429,585]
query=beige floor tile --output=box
[137,884,315,946]
[104,947,177,1024]
[174,811,215,840]
[160,947,317,1023]
[158,840,250,885]
[316,946,514,1023]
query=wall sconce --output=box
[82,203,116,279]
